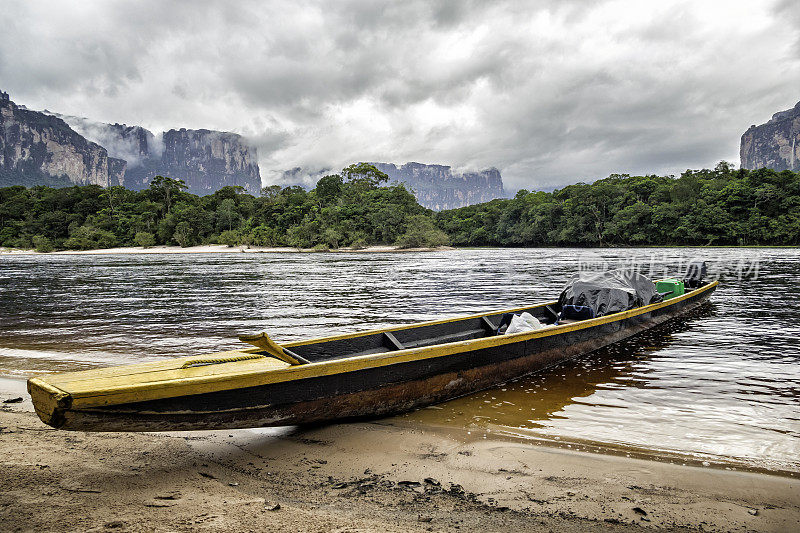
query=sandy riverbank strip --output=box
[1,389,798,532]
[0,245,453,255]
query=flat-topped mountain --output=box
[0,91,261,195]
[121,127,261,195]
[372,162,505,210]
[54,114,261,196]
[741,101,800,171]
[1,92,125,187]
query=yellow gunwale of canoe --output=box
[28,281,718,413]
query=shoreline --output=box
[0,245,453,255]
[2,392,799,531]
[395,418,800,480]
[2,373,796,480]
[2,244,798,255]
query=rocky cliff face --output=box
[0,91,261,195]
[0,92,125,187]
[740,101,800,171]
[143,128,260,195]
[47,113,158,167]
[114,127,261,195]
[57,115,261,196]
[372,162,505,210]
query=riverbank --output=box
[0,245,453,255]
[1,390,798,532]
[2,245,796,256]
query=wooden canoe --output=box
[28,280,718,432]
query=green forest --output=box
[437,162,800,247]
[0,162,798,252]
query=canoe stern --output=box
[27,377,72,428]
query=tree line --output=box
[437,162,799,246]
[0,162,797,252]
[0,163,448,252]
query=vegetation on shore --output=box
[0,164,448,252]
[438,162,799,247]
[0,163,797,252]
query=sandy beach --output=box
[0,245,452,255]
[1,383,798,533]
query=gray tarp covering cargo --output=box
[558,270,663,317]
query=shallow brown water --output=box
[0,248,798,473]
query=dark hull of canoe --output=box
[57,284,716,432]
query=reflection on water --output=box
[0,248,798,473]
[405,314,701,430]
[403,305,800,472]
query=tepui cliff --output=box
[1,91,125,187]
[120,127,261,195]
[741,100,800,171]
[372,162,505,210]
[53,113,261,196]
[1,91,261,195]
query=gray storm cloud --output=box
[1,0,799,192]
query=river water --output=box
[0,248,798,473]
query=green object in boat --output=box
[656,278,685,300]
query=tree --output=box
[173,222,192,247]
[32,235,54,253]
[219,230,240,247]
[322,227,341,249]
[395,215,450,248]
[214,185,245,200]
[315,174,344,205]
[102,185,131,219]
[134,231,156,248]
[341,163,388,189]
[149,175,187,214]
[63,225,117,250]
[248,224,281,246]
[261,184,282,200]
[216,198,240,232]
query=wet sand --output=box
[0,245,451,255]
[1,387,798,532]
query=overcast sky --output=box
[2,0,799,191]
